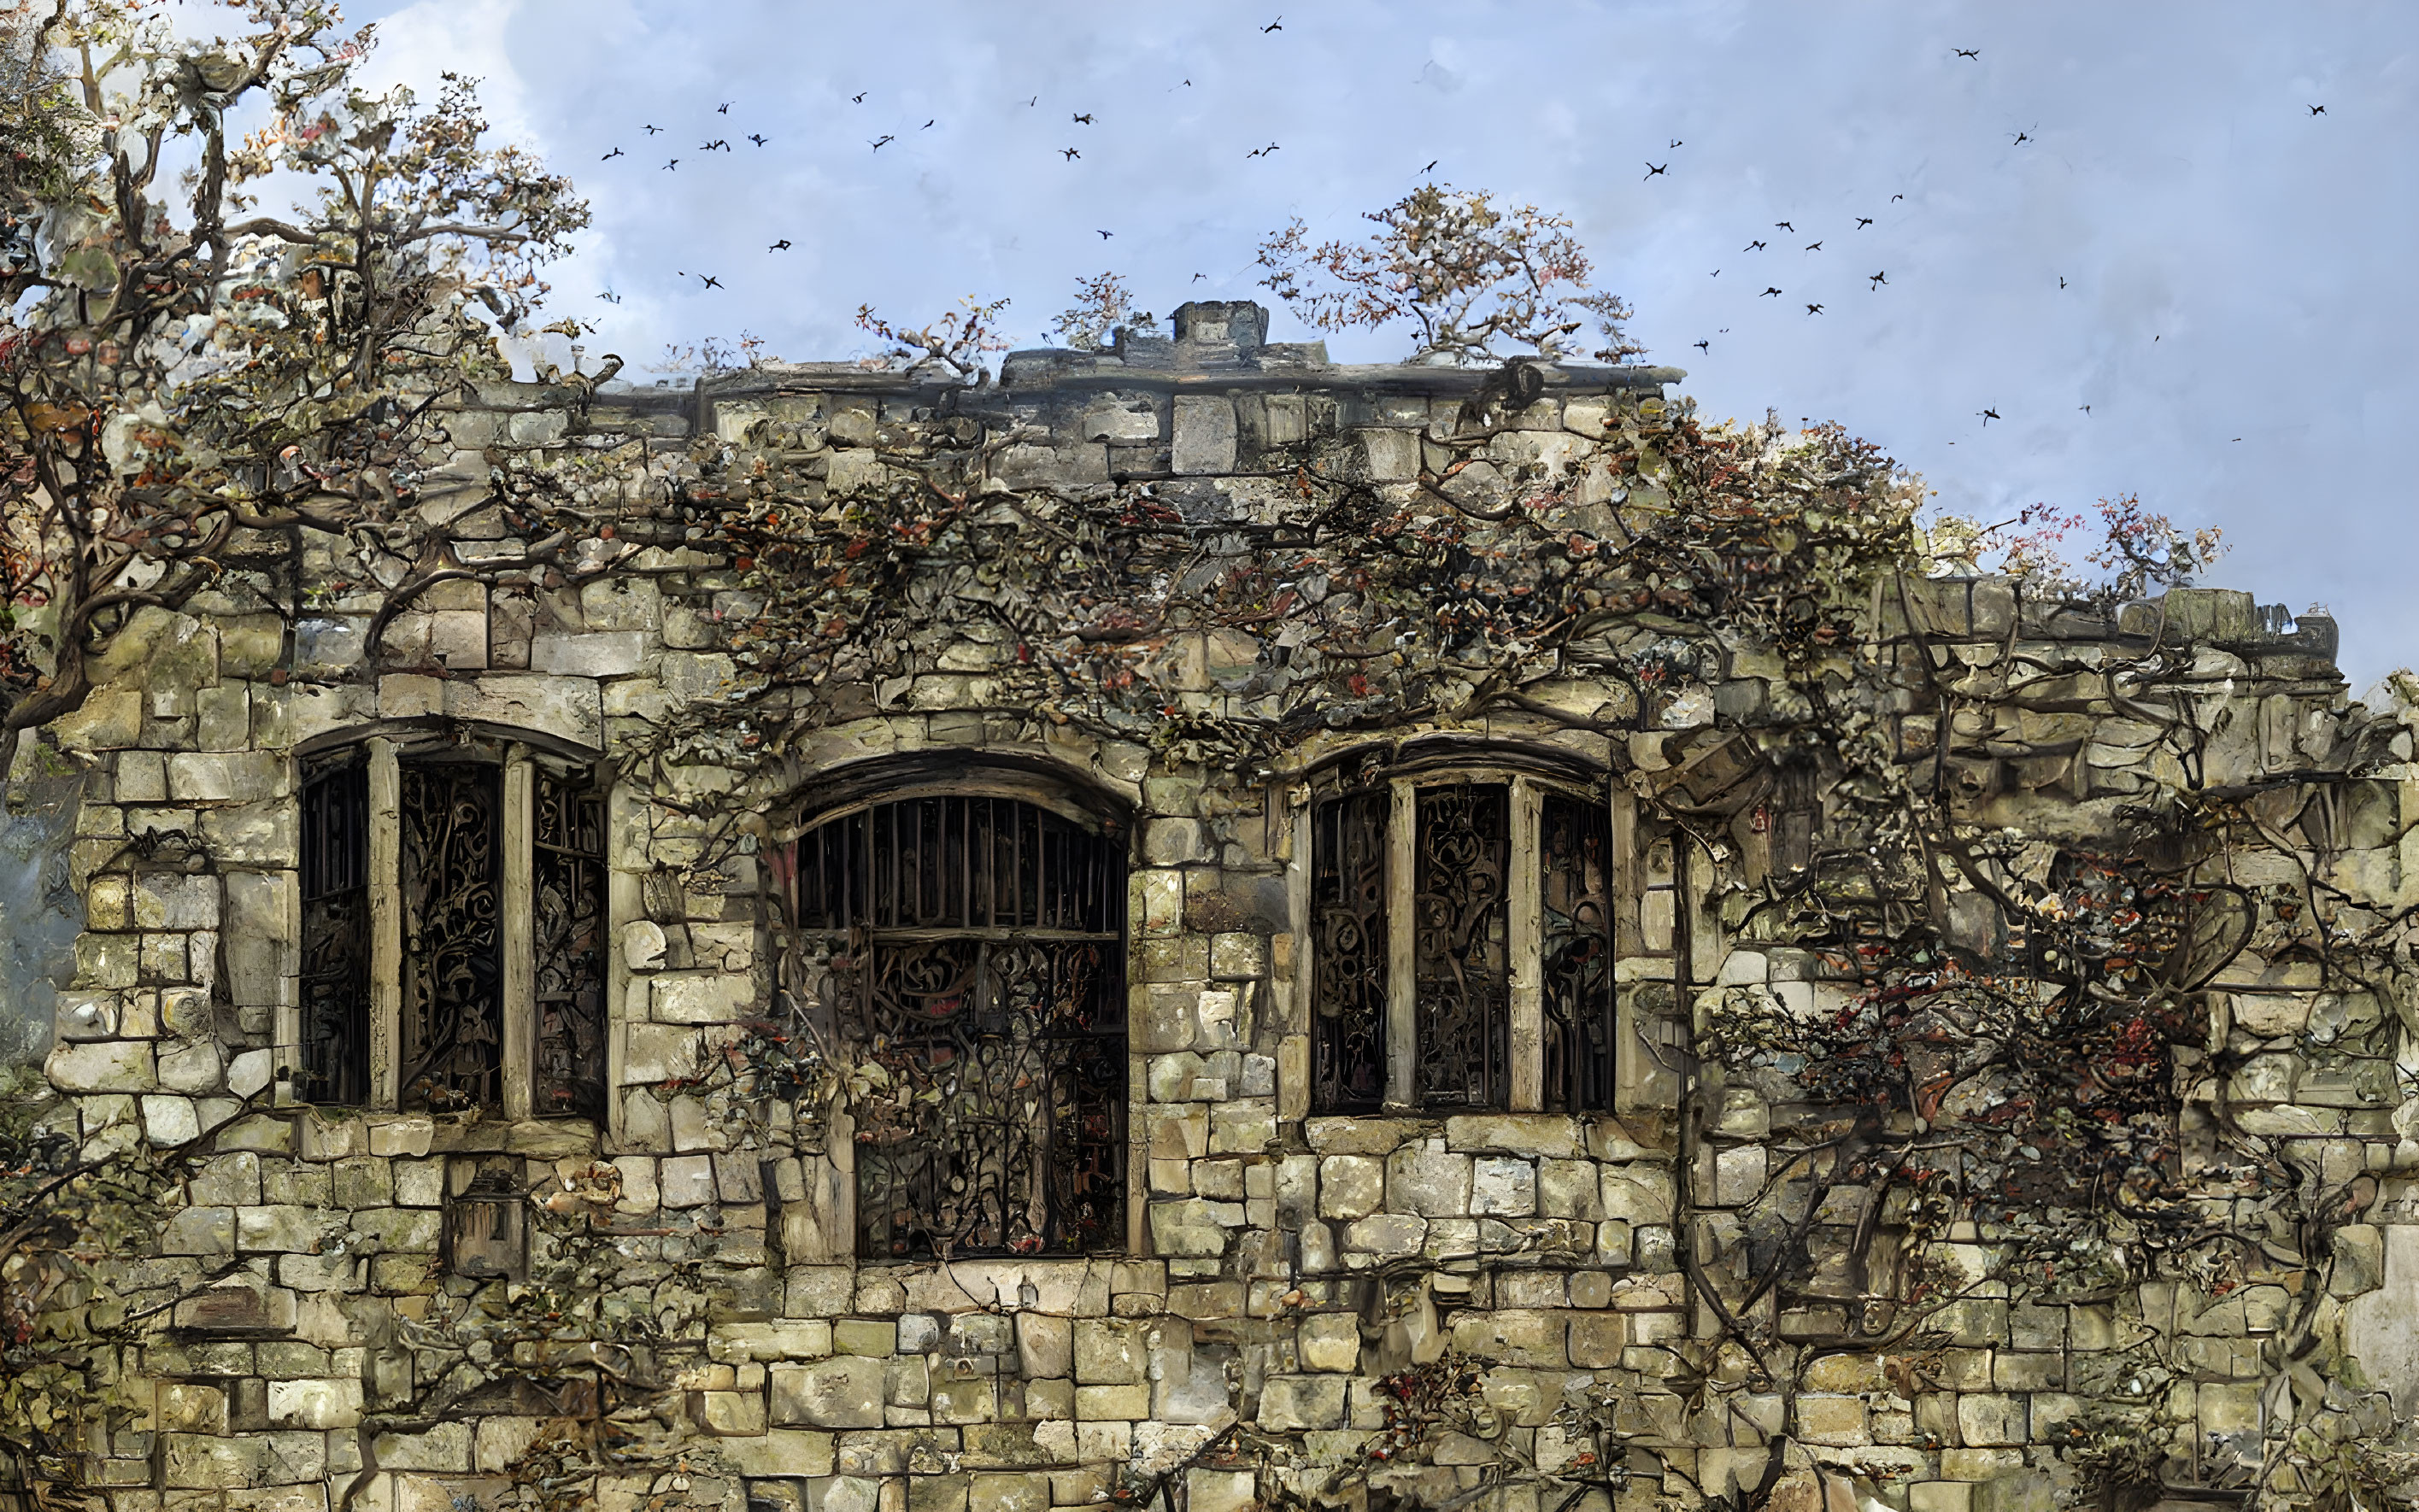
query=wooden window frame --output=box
[1299,759,1620,1116]
[291,727,610,1121]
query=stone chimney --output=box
[1169,301,1269,361]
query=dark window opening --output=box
[533,771,608,1122]
[1309,773,1618,1115]
[400,763,502,1112]
[793,794,1127,1259]
[300,758,370,1105]
[1541,793,1616,1113]
[1309,791,1389,1114]
[1415,784,1511,1110]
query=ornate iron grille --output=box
[1415,784,1511,1108]
[794,794,1126,1259]
[299,759,370,1105]
[1310,791,1389,1113]
[399,763,503,1111]
[533,772,607,1122]
[1541,793,1616,1111]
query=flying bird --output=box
[1804,240,1822,251]
[872,135,894,150]
[1097,229,1113,239]
[702,139,728,151]
[1262,15,1282,31]
[852,92,866,103]
[1669,138,1683,149]
[1025,96,1037,106]
[1978,407,1999,425]
[769,238,791,250]
[2309,103,2326,115]
[1421,159,1438,173]
[598,289,621,303]
[1693,339,1711,352]
[717,102,731,114]
[2011,130,2030,144]
[1775,220,1794,231]
[643,124,661,135]
[1855,217,1873,228]
[602,147,623,160]
[922,119,935,129]
[1744,239,1766,251]
[1760,287,1782,297]
[1194,273,1207,281]
[1869,271,1887,287]
[1073,113,1094,124]
[1644,161,1667,179]
[749,133,768,146]
[2058,276,2067,289]
[1062,147,1081,160]
[1710,269,1720,277]
[1805,302,1823,314]
[698,275,722,288]
[2078,405,2091,414]
[662,158,678,170]
[1891,194,1904,202]
[1954,48,1980,58]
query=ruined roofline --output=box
[596,299,1686,401]
[629,355,1688,402]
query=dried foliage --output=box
[852,295,1011,379]
[1256,185,1643,365]
[1051,270,1159,352]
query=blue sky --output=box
[328,0,2418,686]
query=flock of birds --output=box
[1646,48,2332,433]
[580,30,2335,442]
[585,17,1312,311]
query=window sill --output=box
[287,1107,604,1160]
[1301,1110,1669,1161]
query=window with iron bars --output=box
[1309,771,1615,1114]
[787,792,1127,1260]
[298,735,608,1121]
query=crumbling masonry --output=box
[13,302,2419,1512]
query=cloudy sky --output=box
[320,0,2416,686]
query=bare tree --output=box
[1051,270,1157,351]
[0,0,589,783]
[1255,184,1642,366]
[854,295,1011,380]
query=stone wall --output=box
[17,305,2417,1512]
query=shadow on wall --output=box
[0,776,85,1066]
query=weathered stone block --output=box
[1956,1393,2026,1447]
[1471,1156,1536,1216]
[1072,1319,1146,1384]
[1568,1312,1626,1368]
[1387,1143,1472,1216]
[1171,397,1238,475]
[48,1039,155,1093]
[966,1473,1048,1512]
[1298,1312,1361,1373]
[1258,1374,1346,1431]
[770,1358,885,1428]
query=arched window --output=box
[297,728,607,1119]
[1309,753,1615,1115]
[789,788,1128,1259]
